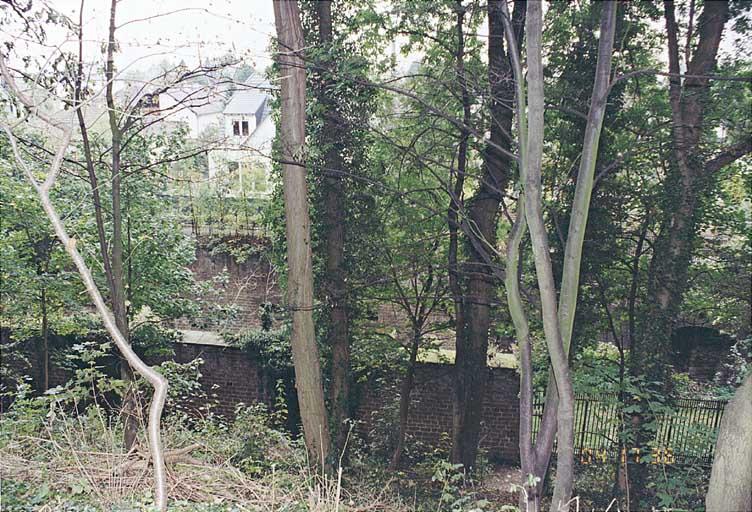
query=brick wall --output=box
[356,362,520,463]
[165,342,269,418]
[2,330,521,462]
[175,236,280,333]
[157,343,520,463]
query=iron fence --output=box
[531,392,727,466]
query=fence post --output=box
[579,397,590,457]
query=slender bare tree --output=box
[0,56,169,512]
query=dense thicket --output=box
[1,0,749,510]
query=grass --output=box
[0,399,415,511]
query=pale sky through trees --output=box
[13,0,277,72]
[9,1,748,81]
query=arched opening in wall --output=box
[670,326,735,382]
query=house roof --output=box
[223,71,273,115]
[165,86,226,116]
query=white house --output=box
[155,85,226,139]
[206,72,276,198]
[137,70,275,198]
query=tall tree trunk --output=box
[706,374,752,512]
[315,0,352,460]
[75,0,116,301]
[40,286,49,391]
[103,0,138,452]
[522,4,576,509]
[450,0,478,470]
[629,1,736,497]
[499,2,534,506]
[450,0,521,471]
[530,1,618,496]
[273,0,332,469]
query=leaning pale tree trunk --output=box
[0,60,169,512]
[705,374,752,512]
[273,0,332,468]
[501,2,617,510]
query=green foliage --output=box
[229,403,305,476]
[231,326,292,374]
[0,133,89,339]
[431,461,491,512]
[715,337,752,395]
[355,388,429,465]
[153,357,214,418]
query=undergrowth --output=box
[0,371,511,511]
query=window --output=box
[232,119,250,137]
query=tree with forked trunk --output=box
[502,2,618,510]
[1,53,170,512]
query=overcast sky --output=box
[36,0,277,73]
[3,1,748,83]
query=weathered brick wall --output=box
[159,344,521,463]
[176,236,280,333]
[356,363,520,463]
[153,342,269,418]
[3,331,521,461]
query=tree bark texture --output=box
[390,326,421,470]
[706,374,752,512]
[273,0,332,469]
[635,0,730,385]
[450,0,521,471]
[499,1,534,507]
[102,0,139,452]
[450,0,479,470]
[314,0,352,460]
[522,4,576,510]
